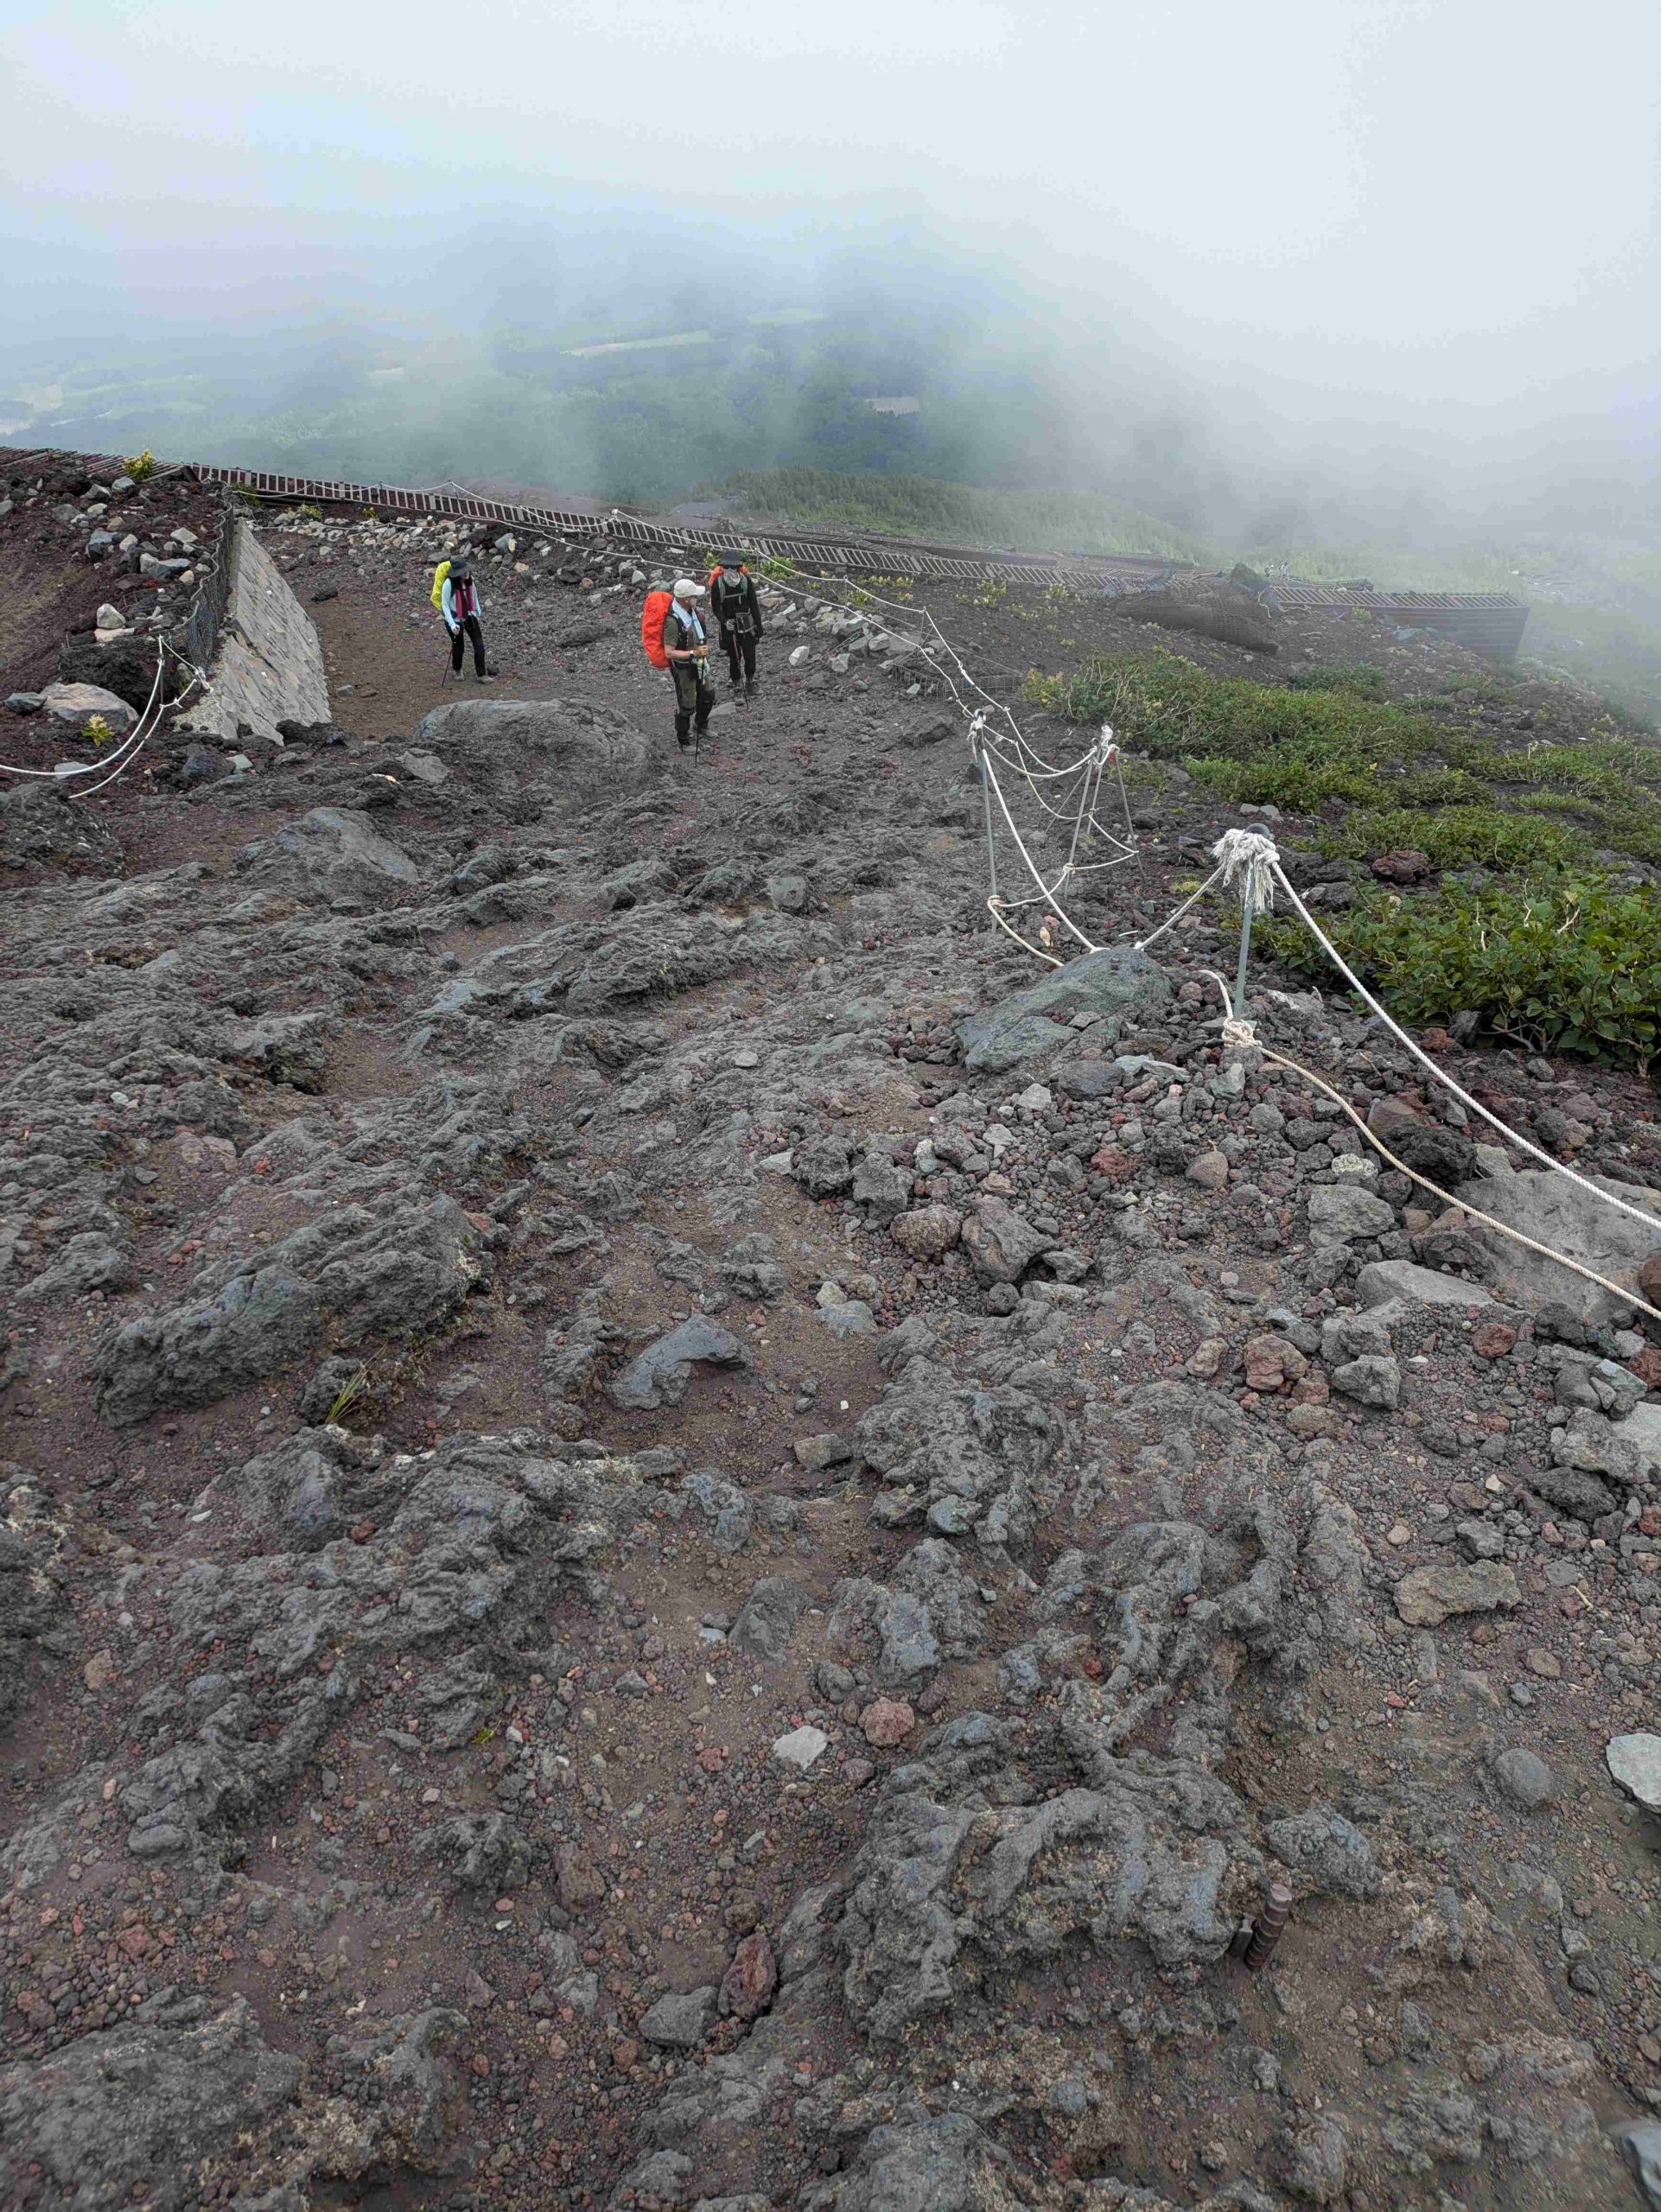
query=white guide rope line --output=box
[751,556,1138,960]
[1268,851,1661,1234]
[0,639,207,801]
[1146,828,1661,1258]
[0,639,167,780]
[742,560,1660,1307]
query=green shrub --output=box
[1023,650,1661,860]
[1313,805,1587,872]
[1437,672,1511,702]
[122,448,156,484]
[1261,876,1661,1070]
[1024,651,1444,767]
[1289,661,1388,697]
[709,469,1214,563]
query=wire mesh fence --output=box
[178,493,239,674]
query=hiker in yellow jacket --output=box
[438,558,490,682]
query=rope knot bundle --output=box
[1212,827,1279,916]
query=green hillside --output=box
[701,468,1214,563]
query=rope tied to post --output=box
[1212,828,1280,1035]
[1212,827,1280,916]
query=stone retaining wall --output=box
[182,516,328,744]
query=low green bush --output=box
[1289,661,1388,697]
[1023,651,1661,861]
[1437,672,1511,702]
[1313,805,1588,872]
[1262,876,1661,1070]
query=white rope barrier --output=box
[1264,853,1661,1234]
[692,546,1661,1300]
[0,641,168,781]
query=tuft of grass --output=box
[1437,672,1512,702]
[80,715,116,748]
[122,448,156,483]
[326,1366,370,1425]
[1262,875,1661,1071]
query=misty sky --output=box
[3,0,1658,428]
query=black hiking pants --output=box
[449,615,486,677]
[722,624,757,684]
[671,659,716,744]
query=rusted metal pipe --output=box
[1243,1884,1293,1970]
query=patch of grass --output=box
[1024,649,1661,860]
[122,448,156,483]
[710,468,1214,563]
[1437,672,1512,702]
[1289,661,1388,697]
[326,1366,370,1425]
[1312,804,1588,873]
[1261,876,1661,1071]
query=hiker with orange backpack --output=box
[439,557,490,682]
[710,554,763,699]
[640,578,715,753]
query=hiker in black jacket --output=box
[710,556,764,697]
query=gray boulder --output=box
[413,696,656,805]
[1384,1122,1478,1185]
[1492,1747,1557,1809]
[39,679,137,731]
[958,1196,1050,1285]
[1456,1167,1661,1327]
[1525,1463,1620,1522]
[1613,2121,1661,2210]
[856,1356,1066,1548]
[729,1575,808,1663]
[244,806,418,899]
[851,1148,912,1223]
[1331,1353,1402,1409]
[16,1230,132,1304]
[610,1317,747,1409]
[1551,1405,1661,1490]
[1355,1259,1492,1311]
[808,2113,1015,2211]
[1607,1732,1661,1814]
[0,1999,300,2211]
[1308,1184,1397,1243]
[1264,1805,1381,1897]
[957,944,1171,1074]
[93,1197,485,1425]
[419,1811,533,1892]
[640,1986,719,2049]
[840,1767,1243,2042]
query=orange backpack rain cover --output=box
[640,588,673,669]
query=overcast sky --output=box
[3,0,1658,427]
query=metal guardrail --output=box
[177,494,239,674]
[185,462,1178,593]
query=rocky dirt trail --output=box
[5,483,1661,2212]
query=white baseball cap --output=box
[672,577,705,601]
